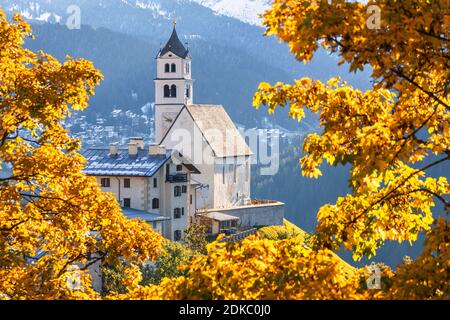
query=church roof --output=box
[159,27,189,59]
[161,104,253,158]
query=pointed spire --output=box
[159,20,189,59]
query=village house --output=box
[83,139,200,241]
[83,24,284,240]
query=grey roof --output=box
[121,207,169,222]
[200,211,240,222]
[82,148,170,177]
[185,105,253,157]
[159,27,189,59]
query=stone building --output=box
[83,139,200,241]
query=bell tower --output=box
[154,21,193,143]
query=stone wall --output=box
[204,201,284,228]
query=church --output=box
[83,24,284,241]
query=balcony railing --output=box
[218,228,257,243]
[166,173,188,183]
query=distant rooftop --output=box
[82,148,170,177]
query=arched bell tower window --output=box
[170,85,177,98]
[164,63,170,73]
[164,85,170,98]
[171,63,176,73]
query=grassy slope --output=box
[258,219,357,277]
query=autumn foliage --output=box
[109,0,450,302]
[120,236,365,300]
[0,10,163,299]
[1,0,449,300]
[253,0,449,298]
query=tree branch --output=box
[416,29,449,42]
[391,68,450,111]
[347,156,450,226]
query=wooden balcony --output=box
[166,173,188,183]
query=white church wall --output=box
[154,104,184,144]
[161,108,217,209]
[213,156,251,209]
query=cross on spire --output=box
[173,16,177,28]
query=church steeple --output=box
[154,23,193,144]
[158,22,190,59]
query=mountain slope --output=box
[192,0,271,25]
[26,22,303,130]
[252,141,450,269]
[1,0,371,89]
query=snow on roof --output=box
[82,148,170,177]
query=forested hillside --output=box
[252,140,450,268]
[26,23,297,129]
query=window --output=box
[174,186,181,197]
[176,164,183,172]
[171,63,176,73]
[245,163,249,182]
[153,178,158,188]
[182,185,187,194]
[220,221,228,229]
[163,85,170,98]
[174,208,181,219]
[123,198,131,208]
[222,165,225,184]
[185,62,190,74]
[185,86,190,98]
[164,63,170,73]
[166,164,170,175]
[174,230,182,241]
[101,178,110,188]
[190,194,193,205]
[152,198,160,209]
[233,164,237,183]
[220,220,237,230]
[124,178,130,188]
[170,84,177,98]
[181,207,185,216]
